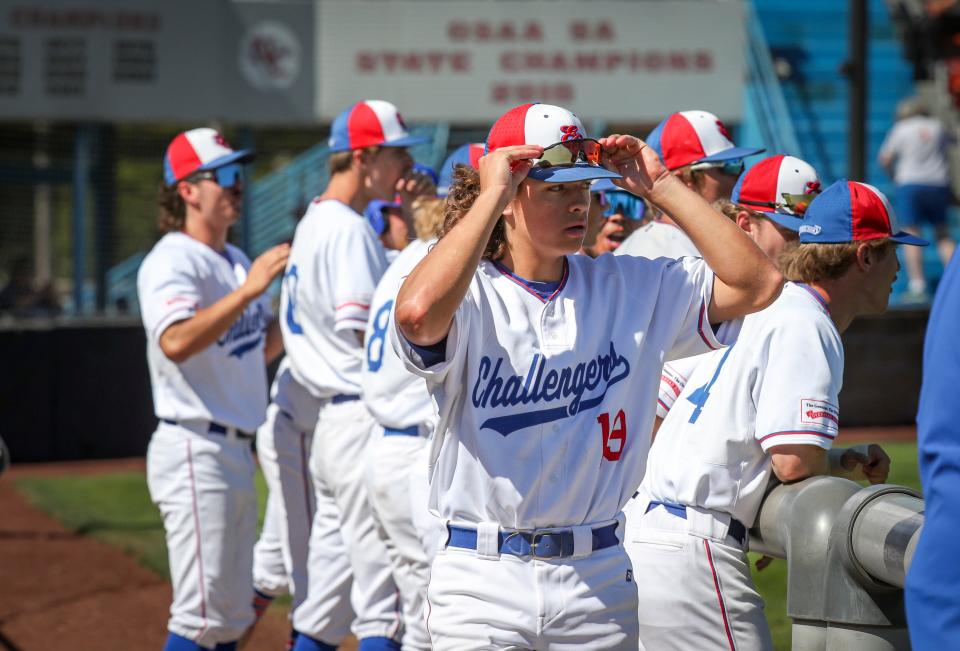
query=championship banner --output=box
[318,0,746,123]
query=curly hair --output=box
[412,195,446,240]
[157,183,186,234]
[780,239,894,283]
[439,165,507,260]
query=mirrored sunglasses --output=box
[691,158,744,178]
[533,139,603,169]
[188,163,244,189]
[741,191,819,216]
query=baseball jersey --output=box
[656,354,707,419]
[281,198,389,398]
[395,253,736,529]
[362,238,436,432]
[137,232,273,432]
[614,220,701,260]
[879,116,950,186]
[640,282,843,527]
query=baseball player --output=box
[583,186,646,257]
[392,102,783,649]
[361,195,447,651]
[616,110,764,260]
[628,179,920,650]
[138,128,290,651]
[654,155,823,432]
[284,99,429,651]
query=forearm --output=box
[397,188,506,345]
[263,319,284,364]
[650,176,779,295]
[160,286,254,363]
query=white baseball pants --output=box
[253,402,317,609]
[408,439,444,563]
[426,530,639,650]
[365,429,432,650]
[624,503,773,651]
[146,422,257,648]
[293,399,401,643]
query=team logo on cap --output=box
[715,119,731,140]
[560,125,584,141]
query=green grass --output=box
[13,442,921,649]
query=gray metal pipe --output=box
[850,491,924,588]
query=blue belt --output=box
[331,394,360,404]
[384,425,419,437]
[645,500,747,546]
[446,522,619,559]
[161,418,254,439]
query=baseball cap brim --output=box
[527,163,622,183]
[591,178,620,193]
[760,211,804,232]
[196,149,256,174]
[697,146,765,164]
[890,231,929,246]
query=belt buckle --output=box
[530,529,566,560]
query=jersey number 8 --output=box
[366,300,394,372]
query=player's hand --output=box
[396,170,437,217]
[756,555,776,571]
[840,444,891,484]
[598,134,671,198]
[477,145,544,206]
[243,243,290,300]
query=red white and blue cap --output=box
[800,180,928,246]
[486,103,622,183]
[328,100,429,152]
[647,110,764,170]
[163,128,254,185]
[732,155,821,232]
[438,143,485,196]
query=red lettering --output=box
[426,52,444,72]
[605,53,623,70]
[383,52,399,72]
[669,53,689,70]
[597,21,615,41]
[448,21,467,40]
[575,52,599,71]
[452,51,470,71]
[356,52,375,72]
[695,51,713,70]
[501,52,517,72]
[645,52,664,71]
[549,52,568,71]
[492,83,509,102]
[570,21,588,41]
[525,22,543,41]
[598,409,627,462]
[498,22,516,40]
[476,21,491,41]
[402,53,421,72]
[556,83,574,101]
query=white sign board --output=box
[318,0,746,124]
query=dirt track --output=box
[0,427,915,650]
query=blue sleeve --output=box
[405,334,448,367]
[906,252,960,648]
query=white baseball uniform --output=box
[253,357,349,625]
[615,220,701,261]
[283,198,402,645]
[394,253,737,650]
[362,238,439,651]
[625,282,843,651]
[138,232,272,647]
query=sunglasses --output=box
[602,192,646,221]
[533,139,603,169]
[741,192,819,216]
[689,159,745,178]
[187,163,244,189]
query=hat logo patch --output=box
[799,224,822,235]
[559,125,584,141]
[714,119,731,140]
[213,133,231,148]
[805,180,821,194]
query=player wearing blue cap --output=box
[283,100,432,651]
[139,128,290,651]
[631,178,918,650]
[392,103,783,649]
[617,110,764,260]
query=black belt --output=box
[446,522,620,559]
[331,394,360,404]
[161,418,254,439]
[645,501,747,546]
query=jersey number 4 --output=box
[597,409,627,462]
[366,300,394,372]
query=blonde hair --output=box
[715,198,765,223]
[440,165,506,260]
[780,239,894,283]
[327,146,380,175]
[412,195,446,240]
